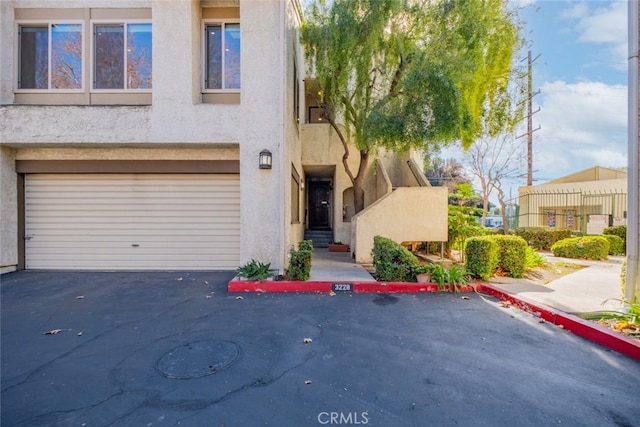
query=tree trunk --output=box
[352,149,370,214]
[497,186,510,234]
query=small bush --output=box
[372,236,421,282]
[288,249,312,280]
[603,225,626,252]
[465,237,500,280]
[492,235,528,278]
[602,234,624,256]
[513,227,573,250]
[525,246,546,269]
[550,236,609,260]
[428,264,448,286]
[237,259,272,281]
[299,239,314,252]
[446,265,470,286]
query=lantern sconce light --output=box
[259,149,272,170]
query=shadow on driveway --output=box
[2,271,639,426]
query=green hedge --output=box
[550,236,609,260]
[492,235,528,278]
[513,227,573,250]
[372,236,422,282]
[602,234,624,256]
[603,226,626,252]
[465,237,499,280]
[465,235,527,279]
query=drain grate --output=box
[157,339,240,379]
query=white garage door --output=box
[25,174,240,270]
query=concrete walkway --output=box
[308,248,376,282]
[487,255,626,314]
[309,248,628,315]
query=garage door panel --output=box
[25,174,240,270]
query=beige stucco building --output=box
[0,0,446,274]
[517,166,627,233]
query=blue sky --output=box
[436,0,629,197]
[521,0,628,182]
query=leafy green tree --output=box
[301,0,523,213]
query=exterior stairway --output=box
[304,229,333,248]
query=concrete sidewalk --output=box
[308,248,376,282]
[487,256,626,314]
[309,249,628,315]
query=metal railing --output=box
[505,189,627,234]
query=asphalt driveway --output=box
[2,271,639,427]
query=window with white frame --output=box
[18,23,83,90]
[204,22,240,90]
[93,22,152,90]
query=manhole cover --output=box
[157,340,240,379]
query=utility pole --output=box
[525,50,541,186]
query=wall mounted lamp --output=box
[259,149,272,169]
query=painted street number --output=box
[332,283,353,292]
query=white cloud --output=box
[533,80,627,181]
[574,1,627,45]
[563,1,628,71]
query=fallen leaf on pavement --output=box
[236,296,244,300]
[499,300,512,308]
[460,296,470,300]
[329,291,336,297]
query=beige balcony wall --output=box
[352,186,448,264]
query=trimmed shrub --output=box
[513,227,573,250]
[465,236,499,280]
[492,235,528,278]
[602,234,624,256]
[603,225,626,252]
[288,249,312,280]
[372,236,421,282]
[550,236,609,260]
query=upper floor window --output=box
[94,22,152,90]
[204,22,240,90]
[18,23,83,90]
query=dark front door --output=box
[308,182,331,229]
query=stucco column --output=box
[150,0,201,141]
[238,0,285,271]
[0,147,18,273]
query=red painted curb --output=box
[228,279,441,293]
[475,283,640,362]
[227,279,640,361]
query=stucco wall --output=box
[0,0,299,272]
[518,179,628,228]
[352,186,448,264]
